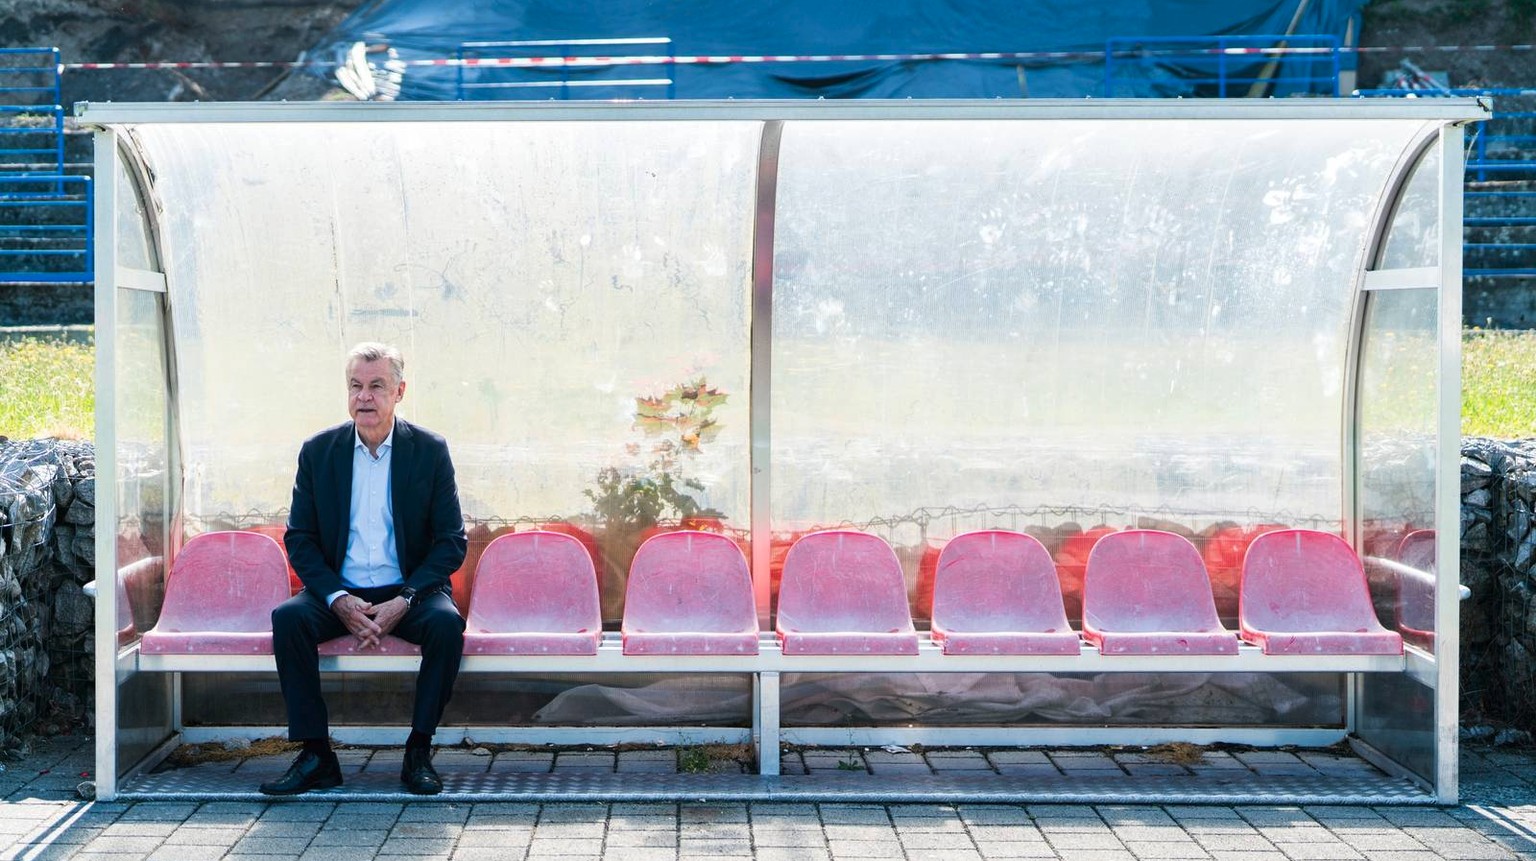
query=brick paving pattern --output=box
[0,734,1530,860]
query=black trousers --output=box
[271,585,465,740]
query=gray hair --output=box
[346,342,405,384]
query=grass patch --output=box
[0,328,1532,445]
[1463,329,1536,439]
[0,335,93,441]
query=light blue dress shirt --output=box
[326,424,403,606]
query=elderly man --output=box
[260,342,468,796]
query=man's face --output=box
[347,357,405,436]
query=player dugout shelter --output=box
[80,98,1485,803]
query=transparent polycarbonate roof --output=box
[101,107,1457,539]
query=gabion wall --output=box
[0,438,94,752]
[1460,437,1536,727]
[0,436,1530,750]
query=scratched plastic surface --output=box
[1238,529,1403,655]
[931,530,1080,656]
[114,566,138,646]
[1082,529,1238,655]
[244,524,301,595]
[1394,529,1436,649]
[139,531,292,655]
[622,531,758,655]
[776,530,917,655]
[461,531,602,655]
[1203,523,1289,621]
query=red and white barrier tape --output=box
[57,43,1536,72]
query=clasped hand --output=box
[332,594,409,649]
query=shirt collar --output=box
[354,421,396,456]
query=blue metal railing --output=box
[454,37,675,101]
[0,48,91,284]
[1104,35,1341,99]
[1356,87,1536,280]
[0,173,92,284]
[0,48,63,179]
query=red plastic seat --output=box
[1082,529,1238,655]
[622,531,758,655]
[245,524,302,595]
[911,540,944,620]
[1239,529,1403,655]
[1202,523,1287,620]
[139,532,292,655]
[931,530,1080,656]
[112,560,147,646]
[1053,525,1117,626]
[775,530,917,655]
[460,531,602,656]
[1394,529,1436,649]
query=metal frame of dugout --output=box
[77,98,1488,804]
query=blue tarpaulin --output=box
[306,0,1367,101]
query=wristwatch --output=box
[398,586,419,607]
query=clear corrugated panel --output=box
[134,121,758,620]
[113,156,157,272]
[779,672,1344,727]
[182,672,753,728]
[769,118,1420,726]
[1357,288,1438,635]
[1378,145,1441,271]
[1354,287,1438,778]
[114,287,173,771]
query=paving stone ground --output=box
[0,733,1532,860]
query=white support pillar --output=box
[92,129,119,802]
[758,671,781,777]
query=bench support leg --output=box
[758,671,780,776]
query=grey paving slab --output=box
[599,850,676,861]
[451,849,530,861]
[750,828,826,847]
[299,848,374,861]
[141,846,213,861]
[454,829,531,848]
[11,734,1536,861]
[525,836,603,855]
[245,820,323,837]
[754,849,829,861]
[973,840,1058,858]
[607,829,678,847]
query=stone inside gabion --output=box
[0,438,95,749]
[0,435,1533,751]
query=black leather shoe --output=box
[258,749,342,796]
[400,746,443,795]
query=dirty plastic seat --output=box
[460,531,602,656]
[245,524,302,594]
[622,531,758,655]
[1082,529,1238,655]
[113,557,156,646]
[139,532,292,655]
[931,530,1080,655]
[1238,529,1403,655]
[1393,529,1436,649]
[776,530,918,656]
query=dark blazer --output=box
[285,418,468,601]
